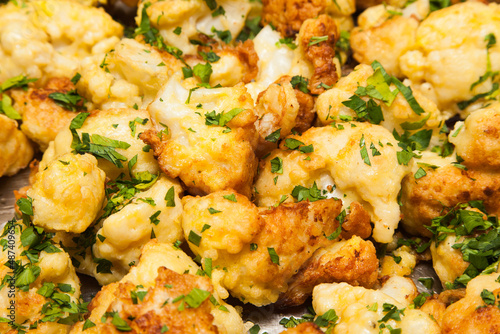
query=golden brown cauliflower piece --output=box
[449,103,500,170]
[262,0,354,37]
[279,322,324,334]
[182,190,343,305]
[254,123,410,243]
[0,0,122,83]
[430,234,470,285]
[10,77,79,151]
[379,245,417,277]
[41,108,160,180]
[312,276,440,334]
[0,220,81,334]
[399,1,500,112]
[279,235,379,307]
[70,267,220,334]
[441,273,500,334]
[314,63,444,134]
[28,153,106,233]
[144,75,258,197]
[0,114,34,177]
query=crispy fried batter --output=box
[401,165,500,237]
[293,87,316,133]
[10,77,81,151]
[262,0,330,37]
[182,192,343,305]
[279,322,324,334]
[298,15,339,95]
[0,114,34,177]
[279,236,378,307]
[441,274,500,334]
[71,267,219,334]
[340,201,372,239]
[419,297,447,327]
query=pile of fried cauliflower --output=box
[1,0,500,332]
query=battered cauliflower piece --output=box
[314,64,444,134]
[41,108,160,180]
[262,0,354,37]
[76,38,183,110]
[254,123,410,243]
[144,74,258,197]
[449,103,500,170]
[70,240,246,334]
[279,323,324,334]
[430,234,469,285]
[279,235,379,307]
[351,13,419,78]
[137,0,251,55]
[28,153,106,233]
[312,276,440,334]
[0,0,122,83]
[380,245,417,277]
[92,175,184,280]
[182,190,343,305]
[0,220,82,334]
[0,114,34,177]
[11,77,81,151]
[399,1,500,111]
[441,273,500,333]
[400,162,500,237]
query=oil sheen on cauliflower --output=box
[254,123,410,243]
[312,276,440,334]
[0,0,122,83]
[41,108,160,180]
[28,153,106,233]
[0,114,34,177]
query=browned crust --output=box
[279,322,324,333]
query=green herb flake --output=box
[268,247,280,265]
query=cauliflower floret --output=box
[137,0,251,55]
[0,114,34,177]
[143,73,258,197]
[430,234,469,285]
[11,77,80,151]
[70,240,246,334]
[28,153,106,233]
[280,235,379,307]
[441,273,500,333]
[380,245,417,277]
[0,220,81,334]
[449,102,500,170]
[279,323,324,334]
[399,1,500,112]
[40,108,160,180]
[261,0,354,37]
[76,38,183,110]
[254,123,410,243]
[182,190,344,306]
[0,0,122,83]
[92,175,184,279]
[314,64,444,134]
[312,276,440,334]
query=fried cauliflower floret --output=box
[279,235,379,307]
[400,161,500,237]
[70,267,220,334]
[441,273,500,333]
[28,153,106,233]
[77,38,183,110]
[70,240,246,334]
[399,1,500,111]
[430,234,469,285]
[380,245,417,277]
[0,0,122,83]
[254,123,410,243]
[312,276,440,334]
[279,322,324,334]
[182,191,343,305]
[41,108,160,180]
[144,74,258,197]
[0,114,34,177]
[262,0,354,37]
[0,221,81,334]
[91,175,184,280]
[137,0,251,55]
[351,13,418,78]
[314,64,444,134]
[10,77,80,151]
[449,103,500,170]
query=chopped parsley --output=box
[290,75,310,94]
[48,90,87,112]
[291,182,326,202]
[308,35,329,46]
[268,247,280,265]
